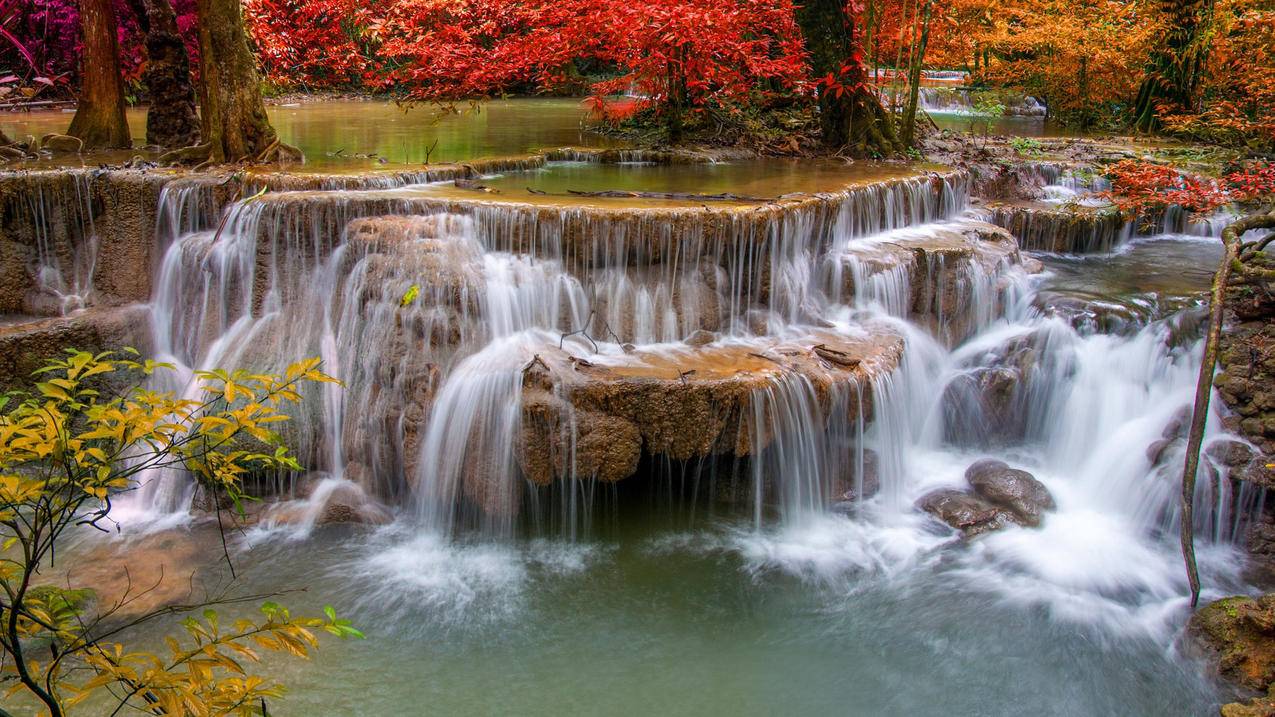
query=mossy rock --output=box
[1187,595,1275,692]
[1223,685,1275,717]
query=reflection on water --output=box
[0,98,621,170]
[455,159,927,200]
[1039,235,1222,298]
[931,113,1087,138]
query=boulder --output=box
[917,488,1021,537]
[684,329,718,347]
[942,334,1041,447]
[1146,438,1177,466]
[40,133,84,154]
[1185,594,1275,694]
[964,459,1055,526]
[1209,439,1258,469]
[1222,688,1275,717]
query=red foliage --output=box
[1100,159,1275,216]
[244,0,370,88]
[364,0,808,116]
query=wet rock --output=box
[1185,594,1275,693]
[684,329,718,347]
[296,481,393,526]
[829,500,856,516]
[917,488,1021,537]
[1163,405,1193,441]
[832,448,881,502]
[1210,439,1259,469]
[0,240,34,313]
[318,495,393,525]
[943,334,1043,448]
[1146,438,1179,466]
[1222,688,1275,717]
[40,133,83,154]
[965,459,1055,526]
[0,306,152,392]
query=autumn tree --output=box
[1158,0,1273,148]
[123,0,201,147]
[974,0,1154,126]
[66,0,131,149]
[796,0,903,154]
[370,0,806,145]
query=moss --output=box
[1188,595,1275,692]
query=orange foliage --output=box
[1160,0,1275,147]
[971,0,1158,122]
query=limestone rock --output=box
[965,459,1055,526]
[40,133,84,154]
[1186,594,1275,693]
[917,488,1021,537]
[1223,688,1275,717]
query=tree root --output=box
[255,138,304,165]
[159,141,213,165]
[160,137,304,167]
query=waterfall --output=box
[102,156,1251,593]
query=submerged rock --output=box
[942,334,1041,447]
[40,133,84,154]
[917,488,1020,537]
[965,459,1055,526]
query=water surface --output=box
[0,98,620,170]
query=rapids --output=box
[44,154,1263,715]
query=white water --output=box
[111,162,1259,652]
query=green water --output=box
[441,159,925,202]
[931,114,1086,138]
[78,518,1220,717]
[0,98,620,170]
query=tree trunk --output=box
[900,0,933,147]
[124,0,200,147]
[67,0,131,149]
[665,51,686,144]
[796,0,903,156]
[1133,0,1211,133]
[170,0,300,164]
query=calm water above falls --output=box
[0,98,620,169]
[42,147,1253,715]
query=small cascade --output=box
[910,87,1048,117]
[6,172,99,315]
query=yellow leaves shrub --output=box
[0,349,358,717]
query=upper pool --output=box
[0,98,622,170]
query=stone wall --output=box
[0,170,174,314]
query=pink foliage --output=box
[0,0,198,92]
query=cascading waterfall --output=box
[25,174,99,314]
[115,158,1257,625]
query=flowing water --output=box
[40,143,1264,715]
